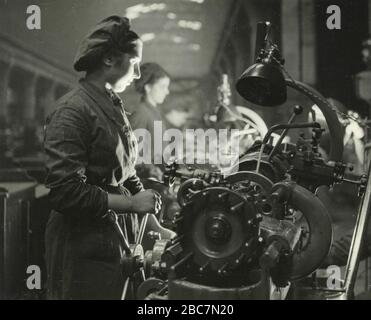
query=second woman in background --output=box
[129,62,171,175]
[129,62,177,239]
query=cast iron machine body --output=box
[137,156,335,299]
[131,100,367,300]
[122,21,369,300]
[123,102,366,300]
[133,61,368,301]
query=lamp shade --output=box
[236,62,287,107]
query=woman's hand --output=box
[346,111,365,140]
[108,189,162,216]
[129,189,162,215]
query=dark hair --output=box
[83,42,137,74]
[74,15,140,73]
[135,62,170,95]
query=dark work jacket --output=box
[44,79,143,300]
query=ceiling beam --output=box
[209,0,242,76]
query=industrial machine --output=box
[113,21,370,300]
[132,121,366,300]
[137,160,333,300]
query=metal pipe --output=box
[136,213,149,245]
[256,122,319,174]
[363,124,370,293]
[262,122,320,145]
[254,22,272,62]
[268,105,303,161]
[172,252,193,269]
[121,277,130,300]
[106,210,131,255]
[343,148,371,299]
[271,182,332,280]
[285,80,344,161]
[0,188,8,300]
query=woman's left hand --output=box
[345,111,364,140]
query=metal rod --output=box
[218,192,229,199]
[268,111,297,161]
[365,258,369,293]
[170,234,185,244]
[262,122,320,145]
[172,215,184,224]
[136,213,149,245]
[112,216,131,255]
[165,241,182,254]
[121,277,130,300]
[140,268,146,283]
[343,163,371,299]
[257,122,320,173]
[0,188,8,300]
[231,201,245,212]
[363,127,370,293]
[235,253,246,264]
[218,262,229,275]
[170,252,194,273]
[255,143,266,173]
[199,261,210,273]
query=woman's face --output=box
[145,76,170,105]
[109,40,143,93]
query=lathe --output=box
[113,21,370,300]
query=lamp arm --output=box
[285,79,344,162]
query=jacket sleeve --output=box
[123,169,144,195]
[44,105,108,218]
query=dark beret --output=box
[74,15,139,72]
[134,62,170,94]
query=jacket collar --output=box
[78,78,126,126]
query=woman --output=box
[129,62,171,168]
[44,16,161,300]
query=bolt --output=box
[218,192,229,199]
[172,216,184,224]
[235,253,246,264]
[218,262,229,275]
[294,105,303,115]
[231,201,244,212]
[199,261,210,273]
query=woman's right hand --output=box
[129,189,162,215]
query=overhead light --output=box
[173,36,186,44]
[126,3,167,20]
[141,33,156,42]
[236,21,287,106]
[187,0,205,3]
[167,12,177,20]
[188,43,201,51]
[178,20,202,31]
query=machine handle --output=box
[105,210,131,256]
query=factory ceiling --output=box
[0,0,234,79]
